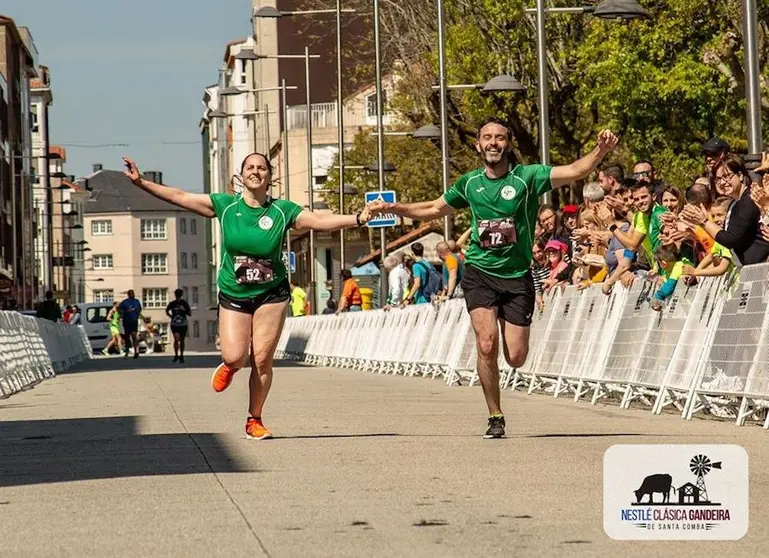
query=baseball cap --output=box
[544,239,568,254]
[701,137,730,155]
[562,204,579,215]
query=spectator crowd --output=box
[524,140,769,310]
[292,139,769,316]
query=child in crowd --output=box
[651,245,693,311]
[682,196,734,279]
[542,239,571,293]
[530,240,550,310]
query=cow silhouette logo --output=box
[634,473,675,504]
[603,444,748,540]
[631,455,722,507]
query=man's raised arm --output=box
[551,130,619,189]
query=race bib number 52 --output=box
[234,256,275,284]
[478,218,517,249]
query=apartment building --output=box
[0,16,37,309]
[29,64,54,298]
[81,167,217,351]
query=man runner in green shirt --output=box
[369,117,619,438]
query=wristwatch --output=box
[609,224,618,233]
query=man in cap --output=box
[701,137,730,173]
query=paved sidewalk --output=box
[1,354,767,557]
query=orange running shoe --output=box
[245,417,273,440]
[211,362,238,392]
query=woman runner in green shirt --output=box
[123,153,373,439]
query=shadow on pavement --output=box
[0,416,253,488]
[60,354,299,374]
[273,433,401,440]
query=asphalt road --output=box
[1,353,766,557]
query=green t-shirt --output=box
[443,164,553,279]
[660,258,694,282]
[647,204,669,253]
[632,206,666,266]
[210,193,303,298]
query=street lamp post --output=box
[436,0,452,241]
[526,0,649,204]
[281,78,293,286]
[742,0,762,154]
[304,46,317,313]
[373,0,389,303]
[254,3,356,270]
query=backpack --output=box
[414,260,442,300]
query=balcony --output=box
[286,103,391,131]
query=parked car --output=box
[77,302,147,354]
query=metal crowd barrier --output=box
[275,263,769,429]
[0,312,92,398]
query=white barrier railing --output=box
[275,263,769,429]
[0,312,92,398]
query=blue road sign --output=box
[282,251,296,273]
[365,190,398,228]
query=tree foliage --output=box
[306,0,769,234]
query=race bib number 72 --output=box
[478,218,517,249]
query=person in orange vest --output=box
[336,269,362,313]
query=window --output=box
[141,253,168,274]
[86,306,110,324]
[193,321,200,338]
[31,105,39,133]
[207,320,218,344]
[239,59,247,85]
[93,289,114,303]
[142,288,168,309]
[191,253,198,269]
[180,218,187,234]
[191,219,197,235]
[366,90,387,118]
[314,175,328,189]
[181,253,188,269]
[183,286,189,301]
[192,287,198,306]
[92,254,113,270]
[91,220,112,236]
[141,218,167,240]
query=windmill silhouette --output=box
[690,454,722,502]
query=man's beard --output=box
[482,148,506,166]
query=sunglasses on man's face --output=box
[633,170,652,178]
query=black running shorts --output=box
[461,265,536,327]
[170,325,188,336]
[218,280,290,315]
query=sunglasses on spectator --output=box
[632,171,652,178]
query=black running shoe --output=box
[484,415,506,439]
[179,356,184,363]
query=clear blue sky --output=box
[7,0,251,191]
